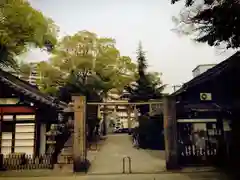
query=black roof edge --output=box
[172,51,240,96]
[0,69,67,109]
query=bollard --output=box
[122,156,132,174]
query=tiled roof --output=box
[0,69,67,109]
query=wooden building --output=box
[0,69,67,157]
[173,52,240,168]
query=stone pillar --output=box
[72,96,87,172]
[163,95,179,170]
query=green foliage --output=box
[0,0,58,68]
[147,72,166,93]
[18,61,31,75]
[137,42,147,77]
[136,114,164,149]
[126,43,165,104]
[37,61,64,90]
[171,0,240,49]
[31,31,137,100]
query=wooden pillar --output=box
[133,105,138,123]
[127,105,132,134]
[34,117,40,156]
[0,110,2,154]
[163,95,179,170]
[102,105,107,136]
[149,103,152,116]
[97,105,101,119]
[72,96,87,172]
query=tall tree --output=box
[33,31,136,100]
[43,30,137,138]
[171,0,240,49]
[126,43,165,114]
[0,0,58,68]
[36,61,64,96]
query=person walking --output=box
[132,129,139,149]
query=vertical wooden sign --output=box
[72,96,87,172]
[163,95,179,170]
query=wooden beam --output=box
[0,106,35,113]
[87,101,163,106]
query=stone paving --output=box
[0,134,232,180]
[0,172,231,180]
[88,133,166,174]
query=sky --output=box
[27,0,236,93]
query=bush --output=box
[136,114,164,150]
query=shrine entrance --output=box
[87,100,165,174]
[68,95,178,173]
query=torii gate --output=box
[69,95,178,172]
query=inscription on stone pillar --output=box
[72,96,87,172]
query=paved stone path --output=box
[0,172,230,180]
[88,133,166,174]
[0,134,231,180]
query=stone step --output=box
[58,153,73,164]
[64,134,73,147]
[57,132,73,164]
[54,163,74,172]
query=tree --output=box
[171,0,240,49]
[125,43,165,114]
[0,0,58,68]
[36,61,64,96]
[27,31,137,137]
[18,61,31,76]
[146,72,166,96]
[126,43,165,101]
[46,30,137,139]
[36,30,136,99]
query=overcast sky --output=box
[27,0,236,93]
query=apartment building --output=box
[5,63,41,86]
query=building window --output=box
[1,114,36,155]
[15,123,35,154]
[16,115,35,121]
[1,122,14,155]
[2,123,14,132]
[2,115,14,122]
